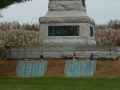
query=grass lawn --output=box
[0,77,120,90]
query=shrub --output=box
[95,19,120,30]
[0,21,39,31]
[95,28,120,46]
[0,29,38,60]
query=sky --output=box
[0,0,120,24]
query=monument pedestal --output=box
[39,0,96,45]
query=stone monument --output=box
[6,0,119,59]
[39,0,96,46]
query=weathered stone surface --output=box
[75,46,110,51]
[39,0,96,45]
[6,46,120,59]
[43,11,87,17]
[43,52,60,58]
[42,39,96,46]
[39,23,96,45]
[40,16,95,24]
[117,52,120,57]
[76,51,117,59]
[6,46,42,52]
[116,47,120,57]
[39,0,94,24]
[49,1,83,11]
[117,47,120,51]
[60,51,117,59]
[6,52,60,59]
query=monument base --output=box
[6,46,119,59]
[39,23,96,45]
[41,39,96,46]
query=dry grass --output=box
[0,29,38,60]
[0,60,19,77]
[44,59,66,77]
[94,58,120,78]
[0,58,120,78]
[95,28,120,46]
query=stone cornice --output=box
[40,16,95,25]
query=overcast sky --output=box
[0,0,120,24]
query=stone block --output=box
[117,47,120,51]
[76,51,117,59]
[6,46,119,59]
[39,0,95,46]
[42,46,75,52]
[6,46,42,52]
[60,51,73,58]
[49,1,82,11]
[117,52,120,57]
[43,52,60,58]
[39,23,96,45]
[7,52,41,58]
[75,46,110,51]
[40,16,95,24]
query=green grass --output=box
[0,77,120,90]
